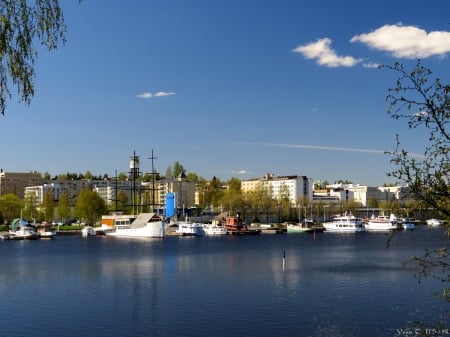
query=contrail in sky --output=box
[262,143,425,158]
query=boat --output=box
[202,224,228,235]
[399,218,415,230]
[286,218,322,233]
[287,222,314,233]
[106,213,166,238]
[38,227,57,238]
[365,214,401,232]
[426,218,443,227]
[322,213,366,232]
[10,225,39,239]
[81,226,96,237]
[223,213,261,235]
[37,222,56,238]
[176,221,205,236]
[8,218,39,239]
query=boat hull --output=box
[107,222,165,238]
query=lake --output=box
[0,226,448,337]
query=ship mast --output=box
[148,149,158,212]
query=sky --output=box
[1,0,449,186]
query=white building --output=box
[241,173,313,206]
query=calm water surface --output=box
[0,226,448,337]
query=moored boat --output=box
[223,214,261,235]
[106,213,166,238]
[176,221,205,236]
[81,226,96,237]
[322,213,365,232]
[10,225,39,239]
[287,222,314,233]
[202,224,228,235]
[426,218,443,227]
[365,214,401,232]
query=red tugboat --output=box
[223,212,261,235]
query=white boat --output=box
[10,225,39,239]
[287,223,314,233]
[426,218,443,227]
[322,213,366,232]
[38,227,57,238]
[81,226,96,237]
[202,224,227,235]
[365,214,401,232]
[176,222,205,236]
[106,213,166,238]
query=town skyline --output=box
[1,1,449,186]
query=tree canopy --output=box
[384,61,449,219]
[0,0,66,115]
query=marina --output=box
[0,225,447,337]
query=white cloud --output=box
[231,170,251,175]
[154,91,175,97]
[292,38,362,67]
[363,62,380,69]
[136,91,176,99]
[351,24,450,59]
[136,92,153,99]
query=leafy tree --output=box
[74,188,107,225]
[83,171,93,180]
[42,189,54,220]
[173,161,184,177]
[384,61,449,324]
[0,0,66,115]
[23,193,38,220]
[384,61,449,219]
[186,172,199,183]
[227,177,241,192]
[367,196,378,208]
[118,172,128,181]
[0,193,22,222]
[57,191,70,223]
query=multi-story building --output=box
[316,183,412,207]
[241,173,313,206]
[155,172,196,213]
[93,180,132,207]
[0,171,44,199]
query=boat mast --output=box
[148,149,157,213]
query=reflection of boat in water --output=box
[223,213,261,235]
[81,226,96,237]
[203,224,228,235]
[106,213,166,238]
[176,221,205,236]
[322,213,365,232]
[365,214,401,232]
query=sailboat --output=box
[106,150,168,238]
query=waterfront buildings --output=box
[241,173,313,206]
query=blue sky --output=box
[1,0,449,186]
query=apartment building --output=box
[0,171,44,199]
[241,173,313,206]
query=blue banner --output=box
[165,193,175,217]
